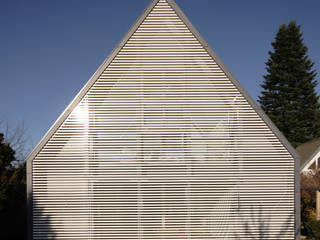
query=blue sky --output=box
[1,0,320,154]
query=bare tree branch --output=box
[0,120,29,164]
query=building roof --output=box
[26,0,301,236]
[26,0,299,164]
[26,0,300,194]
[296,138,320,171]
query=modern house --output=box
[297,138,320,174]
[27,0,300,239]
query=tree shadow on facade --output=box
[29,194,56,240]
[234,206,294,239]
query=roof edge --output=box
[27,0,300,174]
[26,0,160,164]
[301,144,320,171]
[167,0,300,162]
[26,0,301,236]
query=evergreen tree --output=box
[259,20,320,147]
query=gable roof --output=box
[27,1,301,237]
[26,0,299,168]
[297,138,320,171]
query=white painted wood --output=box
[31,0,296,239]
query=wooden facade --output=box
[27,0,300,239]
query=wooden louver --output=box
[28,0,298,239]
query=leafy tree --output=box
[0,133,26,240]
[259,21,320,147]
[301,171,320,239]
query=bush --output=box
[304,219,320,240]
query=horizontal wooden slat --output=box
[32,0,295,239]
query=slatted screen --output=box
[32,0,295,239]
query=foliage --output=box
[304,219,320,240]
[258,21,320,147]
[0,133,26,240]
[301,170,320,239]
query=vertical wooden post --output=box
[317,191,320,221]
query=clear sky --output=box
[1,0,320,154]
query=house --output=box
[27,0,300,239]
[297,138,320,174]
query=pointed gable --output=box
[28,0,299,239]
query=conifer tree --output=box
[259,21,320,147]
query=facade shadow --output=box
[28,194,56,240]
[234,206,294,239]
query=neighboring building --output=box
[297,138,320,174]
[27,0,300,239]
